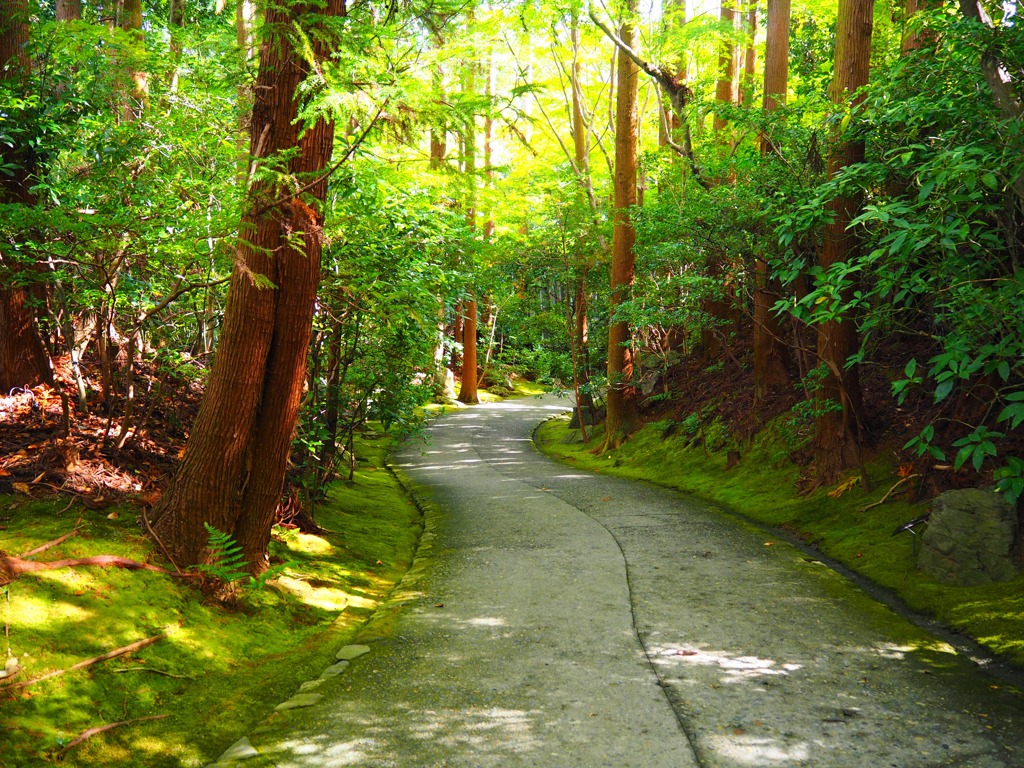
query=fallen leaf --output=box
[13,483,30,495]
[107,511,120,520]
[31,471,45,484]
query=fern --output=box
[196,523,293,591]
[196,523,250,583]
[247,561,293,591]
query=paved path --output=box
[220,396,1024,768]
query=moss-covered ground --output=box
[535,415,1024,668]
[0,433,422,767]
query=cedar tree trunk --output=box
[812,0,873,483]
[602,0,640,451]
[457,297,479,403]
[0,0,54,393]
[151,0,344,570]
[753,0,792,404]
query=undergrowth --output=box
[535,414,1024,668]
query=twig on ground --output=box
[112,667,192,679]
[55,714,168,759]
[860,474,921,513]
[19,523,82,559]
[7,633,164,690]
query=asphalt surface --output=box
[223,395,1024,768]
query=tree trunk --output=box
[812,0,873,484]
[55,0,81,21]
[151,0,345,571]
[569,13,596,423]
[0,0,54,394]
[602,0,640,451]
[430,31,447,170]
[713,2,739,135]
[901,0,932,53]
[753,0,792,404]
[742,2,758,104]
[457,297,479,403]
[168,0,186,92]
[457,39,480,405]
[119,0,148,120]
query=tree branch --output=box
[589,7,706,186]
[7,634,165,690]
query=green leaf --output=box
[933,378,954,403]
[954,444,974,471]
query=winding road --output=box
[222,395,1024,768]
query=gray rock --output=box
[335,644,371,660]
[318,660,350,678]
[274,693,323,711]
[918,488,1020,585]
[218,737,259,762]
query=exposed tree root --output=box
[5,633,164,690]
[0,552,178,586]
[55,714,168,760]
[860,474,921,513]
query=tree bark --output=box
[0,0,54,394]
[713,1,739,135]
[119,0,148,120]
[55,0,81,21]
[457,38,479,405]
[753,0,792,404]
[569,12,596,425]
[602,0,640,451]
[742,2,758,105]
[812,0,873,484]
[168,0,186,92]
[151,0,346,570]
[458,297,479,403]
[900,0,932,53]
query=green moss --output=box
[536,415,1024,668]
[0,434,422,768]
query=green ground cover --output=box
[0,433,422,768]
[535,414,1024,668]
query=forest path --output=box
[222,395,1024,768]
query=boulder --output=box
[918,488,1020,586]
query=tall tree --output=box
[457,24,480,405]
[151,0,347,570]
[602,0,641,450]
[119,0,147,120]
[752,0,792,404]
[713,0,739,135]
[812,0,874,483]
[0,0,54,393]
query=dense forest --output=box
[1,0,1022,569]
[1,0,1023,762]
